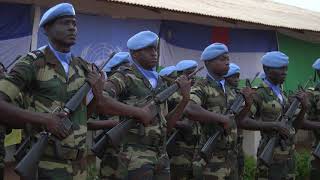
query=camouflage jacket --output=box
[307,82,320,146]
[106,65,168,150]
[168,92,201,151]
[190,76,237,151]
[0,46,91,160]
[250,82,294,157]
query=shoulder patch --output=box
[27,50,44,60]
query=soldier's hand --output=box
[44,112,69,139]
[274,122,291,138]
[86,65,105,97]
[222,114,237,130]
[240,87,255,106]
[295,91,309,110]
[176,75,191,100]
[136,104,156,126]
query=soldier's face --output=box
[45,16,77,47]
[132,46,158,70]
[206,54,230,76]
[225,73,240,87]
[266,66,288,85]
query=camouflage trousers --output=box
[99,149,126,180]
[310,155,320,180]
[36,157,87,180]
[107,145,170,180]
[237,136,244,180]
[193,150,238,180]
[170,146,197,180]
[255,156,295,180]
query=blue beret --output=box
[127,31,159,50]
[312,58,320,70]
[159,66,177,76]
[201,43,229,61]
[224,63,240,77]
[39,3,75,27]
[103,52,130,72]
[176,60,198,71]
[261,51,289,68]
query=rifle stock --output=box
[15,133,49,178]
[258,136,277,167]
[14,136,31,162]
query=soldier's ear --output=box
[43,26,49,36]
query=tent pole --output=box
[31,5,40,51]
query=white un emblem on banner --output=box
[81,43,121,67]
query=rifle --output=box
[258,78,311,167]
[91,66,204,156]
[14,53,115,178]
[200,73,259,162]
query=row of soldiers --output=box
[0,2,320,180]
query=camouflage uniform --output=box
[229,87,245,180]
[98,115,125,180]
[0,47,91,179]
[190,76,238,179]
[104,65,170,179]
[167,92,201,180]
[251,82,295,180]
[306,83,320,179]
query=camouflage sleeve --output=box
[190,80,207,106]
[104,72,128,98]
[306,89,320,121]
[0,56,36,102]
[250,89,263,119]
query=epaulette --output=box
[27,50,44,60]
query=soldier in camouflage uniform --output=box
[88,52,131,180]
[0,3,153,180]
[224,63,244,180]
[299,58,320,179]
[166,60,202,180]
[89,31,191,179]
[237,51,308,180]
[183,43,242,179]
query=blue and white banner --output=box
[0,3,32,70]
[159,21,278,78]
[38,13,161,66]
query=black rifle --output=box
[258,78,311,167]
[14,53,115,179]
[91,67,204,156]
[200,73,259,162]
